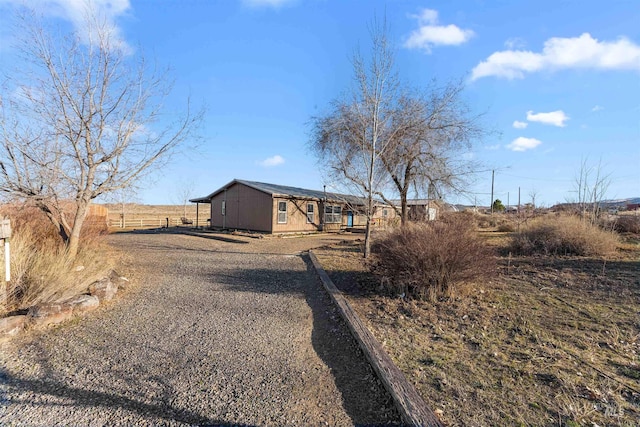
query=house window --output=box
[278,201,287,224]
[307,203,314,223]
[383,209,388,217]
[324,205,342,223]
[222,201,226,216]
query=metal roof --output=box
[190,179,384,206]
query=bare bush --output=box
[612,215,640,234]
[510,214,619,256]
[497,223,515,232]
[370,214,496,301]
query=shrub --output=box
[497,222,516,232]
[1,204,114,315]
[510,214,619,256]
[370,215,496,302]
[613,215,640,234]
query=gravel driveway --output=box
[0,231,399,426]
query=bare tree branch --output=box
[0,6,202,258]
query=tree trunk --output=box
[364,216,372,258]
[66,201,90,259]
[364,175,374,259]
[400,189,408,226]
[39,204,71,245]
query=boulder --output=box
[108,270,129,290]
[89,278,117,302]
[64,294,100,314]
[0,315,27,337]
[27,303,73,326]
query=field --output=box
[313,233,640,426]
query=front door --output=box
[347,211,354,227]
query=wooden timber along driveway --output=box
[0,231,400,426]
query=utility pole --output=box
[507,192,510,212]
[518,187,521,213]
[490,170,495,215]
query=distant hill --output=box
[600,197,640,208]
[552,197,640,211]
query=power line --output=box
[499,172,572,183]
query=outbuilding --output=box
[190,179,395,233]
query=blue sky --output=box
[1,0,638,207]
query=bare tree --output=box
[311,21,485,243]
[528,187,539,210]
[375,81,484,225]
[572,158,611,224]
[310,20,399,258]
[173,179,196,218]
[0,7,201,257]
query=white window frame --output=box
[306,203,314,223]
[324,204,342,224]
[277,201,287,224]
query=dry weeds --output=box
[511,214,619,257]
[1,206,116,315]
[314,235,640,426]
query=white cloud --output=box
[591,105,604,112]
[242,0,296,8]
[471,33,640,80]
[513,120,528,129]
[258,155,285,167]
[2,0,131,52]
[526,110,569,127]
[404,8,474,53]
[506,137,542,152]
[504,37,526,50]
[485,144,501,150]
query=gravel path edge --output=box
[308,250,444,427]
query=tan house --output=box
[390,199,460,221]
[190,179,396,233]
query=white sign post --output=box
[0,219,10,310]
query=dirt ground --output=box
[313,234,640,426]
[1,230,399,426]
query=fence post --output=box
[0,219,11,311]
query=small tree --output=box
[492,199,505,212]
[0,7,201,257]
[173,180,196,218]
[310,19,398,258]
[571,158,611,224]
[528,187,539,210]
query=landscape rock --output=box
[64,294,100,314]
[0,315,27,337]
[27,303,73,326]
[108,270,129,290]
[89,278,117,302]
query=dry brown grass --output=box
[1,205,115,315]
[511,214,619,256]
[314,234,640,426]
